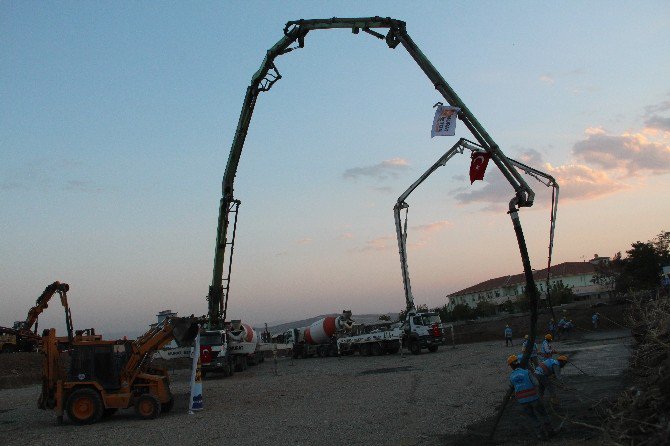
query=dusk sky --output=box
[2,2,669,338]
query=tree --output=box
[433,304,452,322]
[617,241,663,292]
[548,282,576,305]
[591,252,623,292]
[378,314,391,322]
[398,303,429,321]
[450,304,473,321]
[513,294,530,312]
[652,230,670,265]
[475,301,497,317]
[499,299,515,314]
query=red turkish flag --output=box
[469,151,491,184]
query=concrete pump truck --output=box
[206,16,545,364]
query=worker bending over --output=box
[521,335,540,368]
[535,355,569,403]
[507,355,555,440]
[540,334,556,358]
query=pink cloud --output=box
[572,131,670,176]
[343,158,410,181]
[353,235,395,253]
[545,163,628,200]
[412,220,452,234]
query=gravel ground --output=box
[0,331,631,446]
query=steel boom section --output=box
[208,17,536,327]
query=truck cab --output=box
[199,329,234,377]
[402,312,445,354]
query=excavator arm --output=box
[394,137,558,315]
[120,317,199,383]
[208,16,535,328]
[20,281,74,342]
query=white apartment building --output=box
[446,256,613,311]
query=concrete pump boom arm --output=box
[394,138,558,314]
[208,16,536,326]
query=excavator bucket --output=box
[170,317,200,346]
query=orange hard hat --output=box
[507,355,519,366]
[558,355,568,363]
[545,334,553,341]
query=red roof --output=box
[447,261,597,297]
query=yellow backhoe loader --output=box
[39,315,198,424]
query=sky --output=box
[1,1,669,338]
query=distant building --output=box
[152,310,179,348]
[150,309,178,329]
[446,256,614,311]
[156,309,177,324]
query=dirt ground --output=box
[0,351,41,390]
[0,329,631,446]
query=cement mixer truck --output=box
[200,320,264,377]
[228,321,264,369]
[285,311,353,359]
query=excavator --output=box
[36,285,199,424]
[0,281,73,353]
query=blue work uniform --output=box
[509,368,539,403]
[509,367,553,438]
[535,358,562,398]
[540,339,554,358]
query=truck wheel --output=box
[221,363,230,377]
[428,345,439,353]
[66,388,104,425]
[409,341,421,355]
[371,343,383,356]
[317,346,328,358]
[388,342,400,354]
[361,344,372,356]
[135,394,161,420]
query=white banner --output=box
[189,327,203,413]
[431,105,460,137]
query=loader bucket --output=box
[170,317,199,347]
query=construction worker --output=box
[592,312,599,329]
[521,335,540,368]
[507,355,555,440]
[535,354,569,403]
[504,324,513,346]
[540,334,556,358]
[548,319,556,338]
[557,317,567,340]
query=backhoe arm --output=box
[21,281,73,342]
[121,317,199,383]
